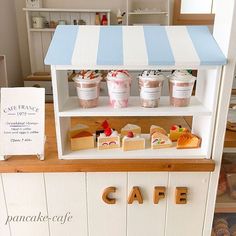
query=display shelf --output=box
[59,96,212,117]
[128,11,168,15]
[62,144,206,160]
[29,28,55,32]
[23,8,111,13]
[215,193,236,213]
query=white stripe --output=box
[123,26,148,66]
[71,26,100,66]
[165,26,200,66]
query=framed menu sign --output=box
[0,88,45,160]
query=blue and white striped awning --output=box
[44,25,227,68]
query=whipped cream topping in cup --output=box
[106,70,132,108]
[168,70,196,107]
[73,70,102,108]
[139,70,166,108]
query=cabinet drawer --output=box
[24,81,53,95]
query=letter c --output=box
[102,187,116,204]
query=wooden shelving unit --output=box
[126,0,170,25]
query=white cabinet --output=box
[2,174,49,236]
[127,172,168,236]
[166,172,210,236]
[44,173,87,236]
[87,173,127,236]
[0,172,210,236]
[0,175,10,236]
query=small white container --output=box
[32,16,45,29]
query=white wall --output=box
[0,0,23,86]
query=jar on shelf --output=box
[101,14,108,25]
[168,70,196,107]
[139,70,166,108]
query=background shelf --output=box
[59,96,212,117]
[215,193,236,213]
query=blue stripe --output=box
[44,25,79,65]
[187,26,227,65]
[143,26,175,65]
[97,26,123,65]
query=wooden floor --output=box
[1,103,234,173]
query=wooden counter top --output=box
[0,104,216,173]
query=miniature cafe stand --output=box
[0,1,236,236]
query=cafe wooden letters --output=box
[102,186,188,205]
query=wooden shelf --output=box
[59,96,212,117]
[62,141,206,160]
[0,104,215,173]
[23,8,111,13]
[215,193,236,213]
[128,11,168,15]
[29,28,56,32]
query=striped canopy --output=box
[45,25,226,68]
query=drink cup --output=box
[107,70,132,108]
[169,70,196,107]
[139,71,166,108]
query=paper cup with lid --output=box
[168,70,196,107]
[106,70,132,108]
[139,70,166,108]
[73,70,102,108]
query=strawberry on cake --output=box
[122,131,145,151]
[169,125,188,142]
[97,120,120,150]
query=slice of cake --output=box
[97,130,120,150]
[176,132,201,149]
[151,132,172,149]
[121,124,141,136]
[69,123,89,138]
[169,125,188,141]
[150,125,167,136]
[122,131,145,151]
[70,130,94,151]
[97,120,120,150]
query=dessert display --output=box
[139,70,166,108]
[217,170,227,196]
[176,132,201,149]
[97,120,120,150]
[121,124,141,136]
[151,131,172,149]
[122,131,145,151]
[169,70,196,107]
[150,125,167,136]
[226,173,236,199]
[169,125,188,141]
[106,70,132,108]
[73,70,102,108]
[213,218,230,236]
[69,124,94,151]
